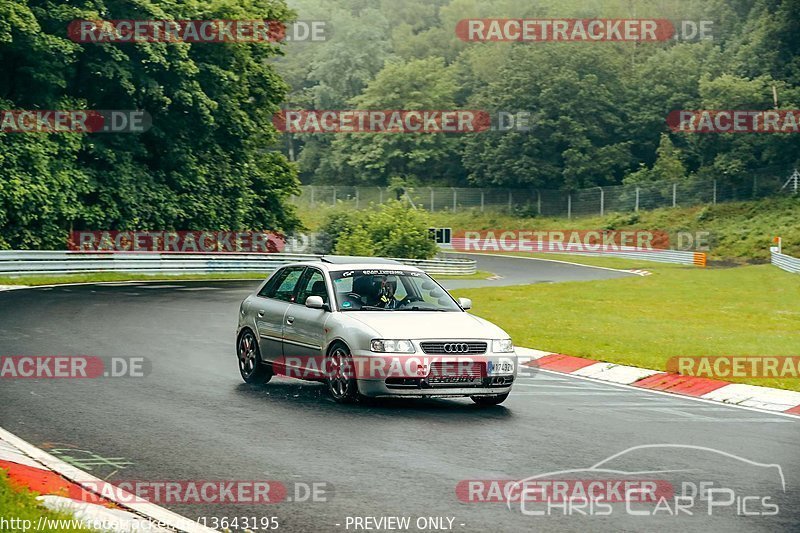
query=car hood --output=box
[344,311,508,340]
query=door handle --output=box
[257,310,265,318]
[286,316,295,325]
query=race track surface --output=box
[0,256,797,532]
[441,253,634,289]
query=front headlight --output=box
[370,339,415,353]
[492,339,514,353]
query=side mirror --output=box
[305,295,325,309]
[458,297,472,310]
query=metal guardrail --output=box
[553,247,707,266]
[444,241,706,266]
[771,248,800,274]
[0,251,477,276]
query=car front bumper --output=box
[356,378,513,398]
[350,350,517,398]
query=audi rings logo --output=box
[443,343,470,353]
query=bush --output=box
[334,224,376,256]
[318,209,359,252]
[325,201,438,259]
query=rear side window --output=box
[259,267,305,302]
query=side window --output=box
[296,269,328,305]
[260,267,305,302]
[257,270,283,297]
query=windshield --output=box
[330,269,461,312]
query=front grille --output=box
[428,361,486,379]
[420,341,487,355]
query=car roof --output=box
[319,255,402,265]
[280,258,423,273]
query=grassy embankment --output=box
[0,470,93,532]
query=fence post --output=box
[310,185,315,206]
[452,188,457,213]
[378,186,383,204]
[752,175,758,198]
[672,183,677,207]
[430,188,434,212]
[480,190,485,212]
[537,190,542,215]
[712,180,717,205]
[332,186,337,205]
[567,193,572,219]
[635,187,639,212]
[355,187,359,209]
[508,190,513,210]
[599,186,604,216]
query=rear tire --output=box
[326,343,360,404]
[471,392,509,406]
[238,329,273,384]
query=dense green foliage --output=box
[0,0,300,249]
[320,201,438,259]
[3,0,798,251]
[280,0,800,190]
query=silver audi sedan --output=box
[236,257,517,405]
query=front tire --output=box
[238,329,273,384]
[326,343,360,403]
[471,392,509,406]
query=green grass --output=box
[431,269,495,280]
[299,197,800,262]
[452,261,800,391]
[0,470,94,532]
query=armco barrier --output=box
[446,240,706,266]
[0,251,476,276]
[529,247,706,266]
[771,248,800,274]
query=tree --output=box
[0,0,300,249]
[325,57,466,185]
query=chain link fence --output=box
[294,175,788,218]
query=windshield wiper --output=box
[354,305,392,311]
[398,306,448,311]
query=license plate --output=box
[488,360,514,375]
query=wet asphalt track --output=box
[0,255,798,533]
